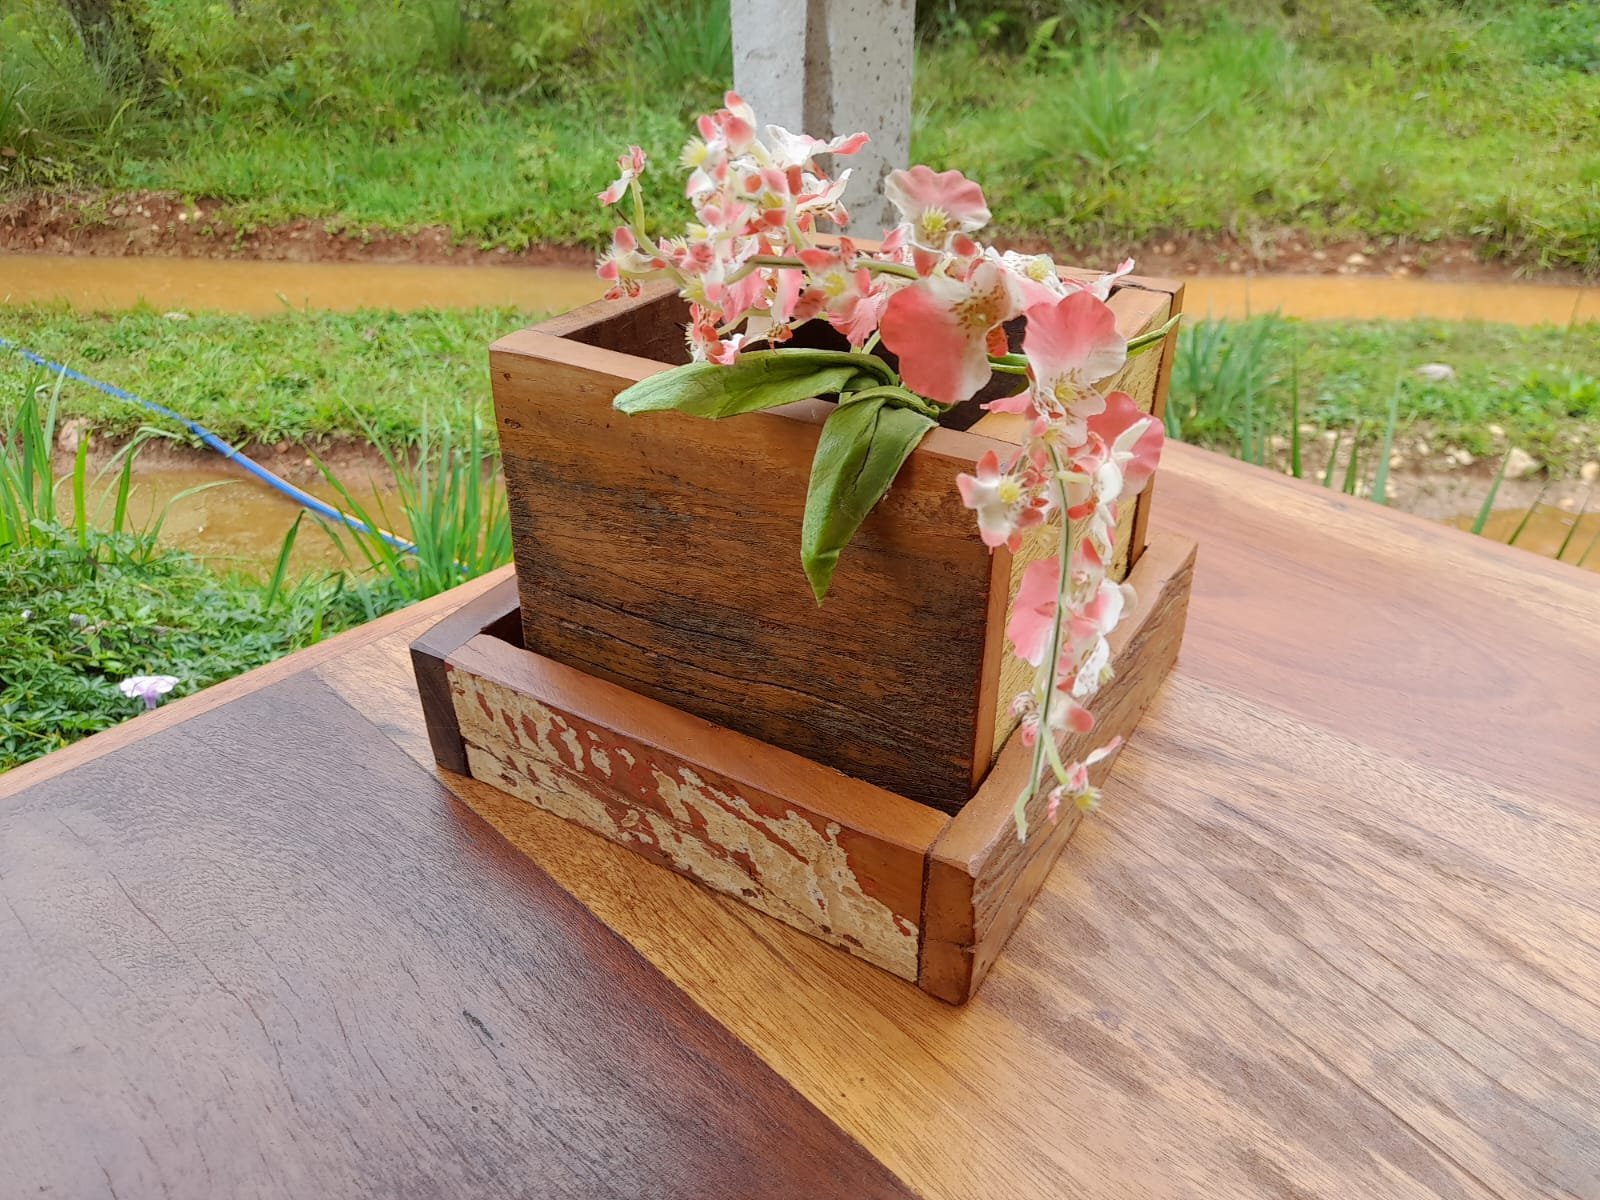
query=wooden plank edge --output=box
[918,534,1197,1003]
[410,576,523,774]
[1128,281,1185,570]
[525,280,679,341]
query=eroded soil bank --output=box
[6,189,1595,285]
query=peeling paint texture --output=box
[451,670,920,980]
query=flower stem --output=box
[1015,446,1079,840]
[988,359,1029,376]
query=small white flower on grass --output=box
[119,675,180,711]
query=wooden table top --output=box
[6,442,1599,1199]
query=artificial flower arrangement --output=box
[595,93,1175,840]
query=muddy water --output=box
[1,253,602,316]
[101,461,411,578]
[5,253,1598,326]
[1450,506,1600,573]
[1184,275,1599,325]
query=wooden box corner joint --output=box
[414,536,1195,1004]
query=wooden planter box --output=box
[413,534,1193,1003]
[487,271,1184,815]
[412,265,1193,1002]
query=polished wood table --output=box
[6,443,1599,1199]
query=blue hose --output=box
[0,334,416,555]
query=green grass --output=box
[915,11,1600,272]
[0,349,514,770]
[1167,315,1600,476]
[8,303,1596,481]
[0,376,409,769]
[0,304,535,447]
[3,1,1599,270]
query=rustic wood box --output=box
[413,534,1194,1003]
[488,270,1183,815]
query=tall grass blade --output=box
[1578,524,1600,568]
[1507,488,1549,546]
[1341,425,1363,495]
[110,443,136,536]
[72,435,90,551]
[265,513,303,609]
[1289,341,1302,480]
[1556,490,1590,562]
[1471,452,1512,534]
[1369,378,1402,506]
[1321,429,1342,489]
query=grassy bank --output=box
[1172,316,1600,476]
[3,1,1598,270]
[1,304,525,445]
[5,303,1597,476]
[0,361,512,770]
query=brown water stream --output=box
[1,254,602,315]
[1450,505,1600,572]
[96,460,410,579]
[5,253,1598,325]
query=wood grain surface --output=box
[10,440,1600,1199]
[493,324,1006,813]
[0,672,915,1199]
[306,441,1600,1199]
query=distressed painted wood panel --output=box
[446,632,947,981]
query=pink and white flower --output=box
[1065,257,1135,301]
[1087,391,1165,498]
[992,248,1068,308]
[878,258,1022,405]
[956,449,1044,552]
[793,245,886,347]
[598,145,646,206]
[884,165,992,250]
[1045,739,1123,822]
[1012,290,1128,439]
[1006,555,1064,667]
[762,125,869,169]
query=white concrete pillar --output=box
[732,0,915,233]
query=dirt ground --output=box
[4,188,1591,285]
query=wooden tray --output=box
[413,534,1195,1004]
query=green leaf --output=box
[613,350,893,419]
[800,396,936,603]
